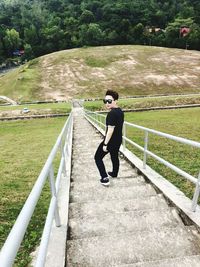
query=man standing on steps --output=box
[94,90,124,186]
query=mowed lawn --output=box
[0,117,67,266]
[0,102,71,118]
[124,107,200,200]
[84,95,200,111]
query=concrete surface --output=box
[66,107,200,266]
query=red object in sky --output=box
[180,27,190,37]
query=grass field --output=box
[0,117,67,266]
[124,108,200,200]
[0,102,72,118]
[0,45,200,101]
[0,59,41,102]
[84,94,200,111]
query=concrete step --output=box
[72,137,100,142]
[69,183,157,203]
[69,194,169,219]
[67,226,200,266]
[73,143,99,150]
[70,176,146,191]
[68,208,183,239]
[71,160,97,170]
[71,158,133,170]
[71,169,138,182]
[117,255,200,267]
[72,151,94,157]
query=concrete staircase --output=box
[66,108,200,266]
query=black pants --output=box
[94,141,120,179]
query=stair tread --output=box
[69,194,169,219]
[70,176,145,188]
[68,112,200,267]
[67,226,200,267]
[68,208,183,239]
[70,183,157,203]
[117,255,200,267]
[71,169,137,181]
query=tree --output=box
[129,23,144,44]
[79,23,104,46]
[0,25,7,61]
[22,43,34,61]
[187,24,200,50]
[24,25,39,46]
[0,0,200,61]
[80,10,95,24]
[42,25,65,52]
[3,28,21,56]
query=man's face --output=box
[103,95,116,110]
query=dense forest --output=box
[0,0,200,64]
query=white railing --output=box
[0,112,73,267]
[84,109,200,212]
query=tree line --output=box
[0,0,200,65]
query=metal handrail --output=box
[0,113,73,267]
[84,109,200,212]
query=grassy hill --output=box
[0,45,200,102]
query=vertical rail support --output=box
[143,131,149,169]
[60,140,67,177]
[95,113,97,125]
[97,113,99,127]
[123,123,126,152]
[59,132,66,177]
[192,171,200,212]
[99,114,102,129]
[49,166,61,227]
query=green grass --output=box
[0,59,42,102]
[83,95,200,111]
[0,117,67,266]
[119,95,200,109]
[84,56,111,68]
[124,108,200,200]
[0,102,72,117]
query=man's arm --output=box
[103,126,115,149]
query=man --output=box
[94,90,124,186]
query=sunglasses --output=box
[103,99,113,104]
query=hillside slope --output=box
[0,45,200,102]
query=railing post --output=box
[97,113,99,127]
[99,114,102,129]
[49,166,61,227]
[60,141,67,177]
[95,112,97,124]
[143,131,149,169]
[192,171,200,212]
[123,123,126,151]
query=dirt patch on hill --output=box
[39,46,200,100]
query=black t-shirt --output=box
[105,107,124,147]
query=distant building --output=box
[148,27,162,33]
[146,26,166,34]
[180,26,190,37]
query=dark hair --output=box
[105,90,119,100]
